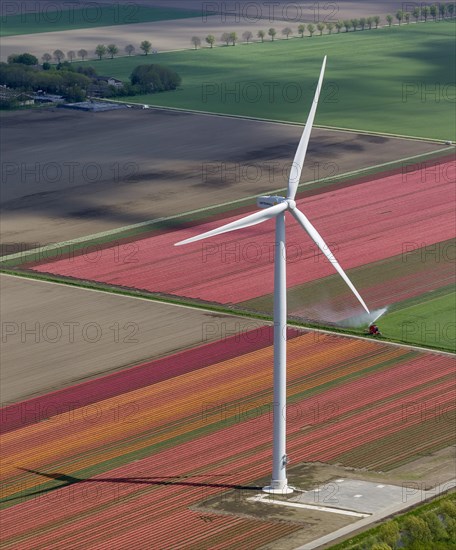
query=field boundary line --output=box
[1,146,452,264]
[2,271,454,357]
[104,100,454,143]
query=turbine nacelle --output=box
[257,195,286,209]
[257,196,297,211]
[174,56,369,315]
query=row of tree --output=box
[27,3,455,63]
[92,41,155,60]
[386,2,455,25]
[192,18,383,48]
[191,4,455,47]
[38,41,154,65]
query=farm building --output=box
[0,86,34,106]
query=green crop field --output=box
[83,22,455,140]
[1,5,202,37]
[380,288,456,352]
[240,235,455,352]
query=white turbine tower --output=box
[175,57,370,494]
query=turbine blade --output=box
[287,56,327,201]
[175,202,287,246]
[291,208,370,314]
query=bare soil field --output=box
[0,107,444,249]
[0,274,260,403]
[1,1,406,61]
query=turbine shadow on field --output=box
[1,194,161,233]
[224,136,368,164]
[2,468,261,503]
[194,134,369,190]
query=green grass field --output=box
[241,237,455,352]
[380,289,456,352]
[84,22,455,140]
[1,5,202,37]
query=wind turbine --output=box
[175,57,370,494]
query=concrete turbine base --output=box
[262,483,294,495]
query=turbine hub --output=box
[287,199,296,210]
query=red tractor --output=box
[367,323,382,337]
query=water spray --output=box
[338,306,389,329]
[370,307,388,325]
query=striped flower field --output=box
[30,161,455,313]
[1,330,454,549]
[242,238,456,323]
